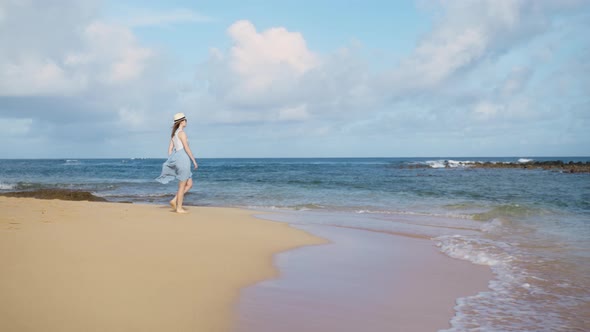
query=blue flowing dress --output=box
[155,129,192,184]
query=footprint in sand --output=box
[4,221,21,230]
[6,225,20,230]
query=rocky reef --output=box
[470,160,590,173]
[402,160,590,173]
[0,189,108,201]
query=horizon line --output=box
[1,156,589,160]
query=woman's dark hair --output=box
[171,120,183,138]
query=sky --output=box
[0,0,589,158]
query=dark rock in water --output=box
[0,189,107,202]
[470,161,590,173]
[398,160,590,173]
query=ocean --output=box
[1,157,588,331]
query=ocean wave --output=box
[286,179,324,186]
[241,204,476,220]
[518,158,534,163]
[97,193,171,198]
[411,159,526,168]
[240,203,326,211]
[12,182,47,190]
[471,204,549,221]
[355,209,474,220]
[424,160,477,168]
[436,235,510,266]
[479,218,509,234]
[64,159,81,165]
[0,182,16,190]
[292,203,325,210]
[436,234,588,331]
[414,159,507,168]
[443,202,488,210]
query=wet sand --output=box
[234,223,493,332]
[0,197,324,332]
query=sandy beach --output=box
[0,197,324,332]
[0,195,496,332]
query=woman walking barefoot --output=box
[156,113,198,213]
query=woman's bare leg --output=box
[170,178,193,210]
[176,180,188,213]
[185,178,193,192]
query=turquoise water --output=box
[1,157,589,330]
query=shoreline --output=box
[0,196,494,331]
[234,216,493,332]
[0,197,325,332]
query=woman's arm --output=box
[178,132,198,169]
[168,139,174,156]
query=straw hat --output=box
[173,112,186,122]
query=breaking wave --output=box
[0,182,16,190]
[436,230,589,331]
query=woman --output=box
[155,112,198,213]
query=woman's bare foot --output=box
[170,199,177,210]
[176,208,188,214]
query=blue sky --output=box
[0,0,589,158]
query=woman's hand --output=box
[193,162,198,170]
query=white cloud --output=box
[0,6,5,24]
[118,107,147,130]
[499,66,532,97]
[401,27,487,88]
[1,1,589,158]
[187,20,381,129]
[109,45,152,83]
[278,104,309,122]
[473,101,501,120]
[0,57,87,96]
[75,21,154,84]
[188,2,587,141]
[0,0,170,158]
[119,8,212,27]
[227,20,319,94]
[380,0,559,95]
[0,20,153,96]
[0,0,96,96]
[365,0,589,144]
[0,118,33,136]
[186,20,325,124]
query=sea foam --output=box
[0,182,16,190]
[424,160,477,168]
[436,234,585,331]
